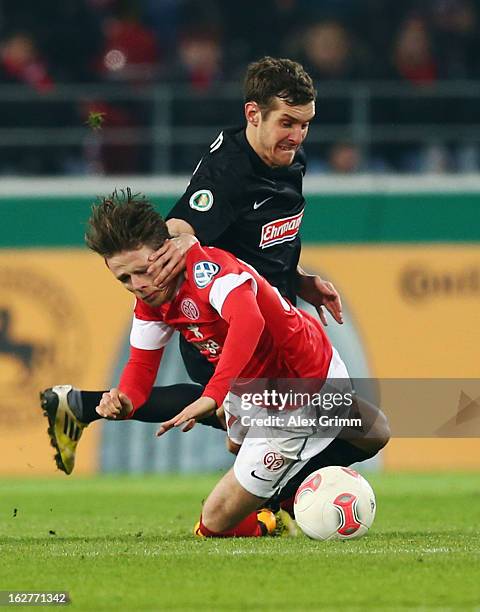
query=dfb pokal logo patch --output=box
[193,261,220,289]
[180,298,200,320]
[189,189,214,212]
[263,451,285,471]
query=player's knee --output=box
[363,409,391,454]
[373,409,391,450]
[201,504,225,533]
[349,409,390,456]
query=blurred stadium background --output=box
[0,0,479,476]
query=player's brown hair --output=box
[85,188,170,258]
[244,56,316,115]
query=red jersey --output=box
[120,243,332,411]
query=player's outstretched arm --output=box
[96,388,134,419]
[148,221,198,288]
[117,345,164,415]
[156,396,217,436]
[202,283,265,408]
[296,265,343,326]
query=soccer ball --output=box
[293,466,376,540]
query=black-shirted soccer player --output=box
[41,59,388,479]
[148,56,343,386]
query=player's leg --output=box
[266,347,390,511]
[40,382,223,475]
[338,394,390,454]
[314,344,390,471]
[267,437,380,512]
[42,334,220,422]
[40,385,88,475]
[194,399,272,537]
[196,437,308,537]
[42,336,218,427]
[43,384,207,425]
[198,468,267,535]
[268,401,390,512]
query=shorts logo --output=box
[263,451,285,471]
[193,261,220,288]
[180,298,200,320]
[250,470,272,482]
[189,189,213,211]
[259,210,304,249]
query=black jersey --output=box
[166,127,306,303]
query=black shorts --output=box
[179,334,215,386]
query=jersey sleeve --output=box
[202,282,265,407]
[119,346,164,414]
[131,299,175,350]
[208,270,257,315]
[119,300,173,413]
[166,157,241,244]
[185,244,258,310]
[184,245,264,406]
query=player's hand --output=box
[147,234,198,288]
[297,274,343,326]
[216,405,226,430]
[96,388,133,420]
[156,396,217,436]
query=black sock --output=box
[134,384,203,422]
[137,384,224,429]
[68,389,100,423]
[272,438,377,505]
[76,391,103,422]
[71,384,223,429]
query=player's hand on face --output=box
[96,388,133,420]
[297,274,343,326]
[156,396,217,436]
[147,234,198,288]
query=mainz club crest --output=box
[180,298,200,320]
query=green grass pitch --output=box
[0,472,479,611]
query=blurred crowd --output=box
[1,0,480,174]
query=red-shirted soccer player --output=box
[83,191,389,537]
[41,57,351,477]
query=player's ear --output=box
[245,101,260,127]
